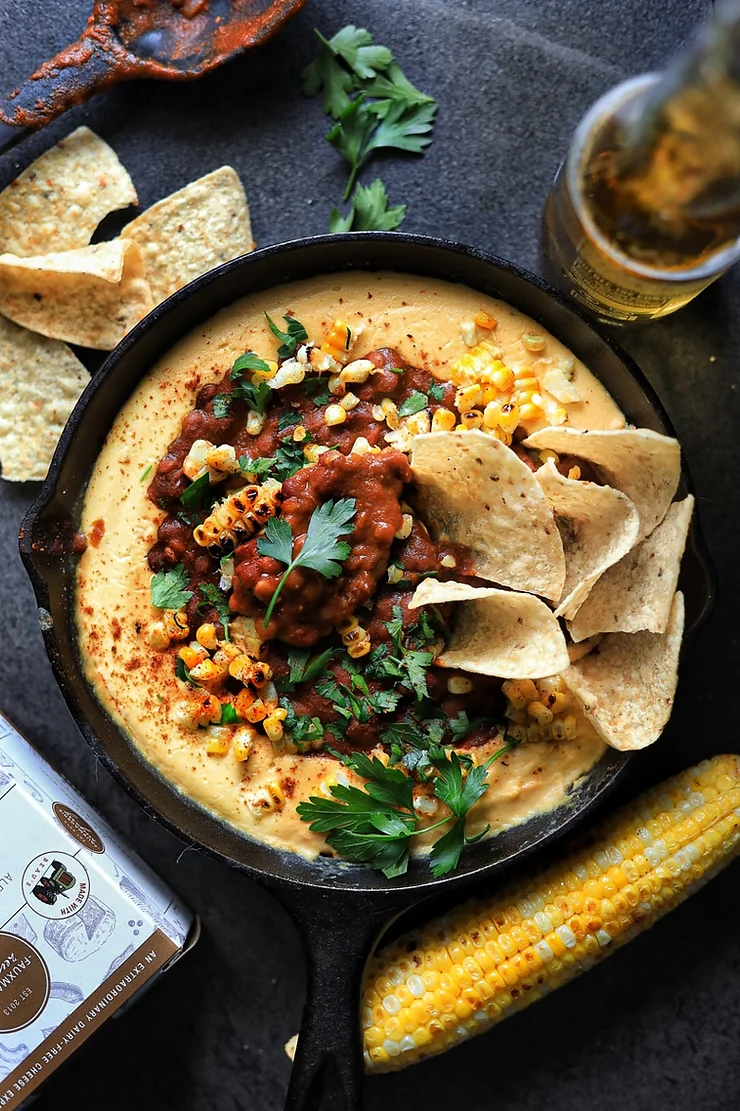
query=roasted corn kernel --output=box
[163,610,190,641]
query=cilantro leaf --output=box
[198,583,231,641]
[180,471,212,511]
[403,650,434,700]
[273,436,309,481]
[361,63,435,116]
[326,97,378,199]
[278,409,301,431]
[265,312,309,359]
[428,382,446,401]
[175,656,197,687]
[384,605,405,652]
[329,178,406,233]
[239,454,277,478]
[232,351,272,378]
[283,646,339,689]
[257,498,357,625]
[220,703,240,725]
[398,390,428,418]
[364,99,437,158]
[429,819,466,878]
[151,564,192,610]
[324,25,392,81]
[301,40,354,117]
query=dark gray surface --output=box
[1,1,739,1109]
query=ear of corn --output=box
[361,754,740,1072]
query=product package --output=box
[0,712,198,1108]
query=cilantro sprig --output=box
[257,498,357,626]
[151,564,192,610]
[265,313,309,359]
[302,25,437,223]
[213,351,273,418]
[297,738,517,878]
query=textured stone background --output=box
[1,1,739,1108]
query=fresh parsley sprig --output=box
[256,498,357,626]
[265,313,309,359]
[302,25,437,224]
[151,564,192,610]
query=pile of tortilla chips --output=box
[0,126,253,481]
[409,427,692,753]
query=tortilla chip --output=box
[0,127,137,256]
[410,579,570,679]
[563,592,684,751]
[121,166,253,303]
[410,431,566,601]
[524,426,681,540]
[535,459,640,621]
[569,496,694,641]
[0,240,154,350]
[0,314,88,481]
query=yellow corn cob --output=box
[362,754,740,1072]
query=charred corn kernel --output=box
[264,712,286,743]
[206,444,239,475]
[502,678,538,709]
[522,333,546,352]
[342,359,374,384]
[146,622,170,650]
[406,410,431,436]
[163,610,190,641]
[232,725,257,762]
[381,398,400,429]
[568,465,582,481]
[171,700,201,731]
[447,676,473,695]
[242,698,271,724]
[196,623,219,651]
[328,373,344,395]
[542,691,571,714]
[514,377,539,393]
[325,404,347,427]
[538,676,567,695]
[337,615,359,636]
[439,554,456,568]
[347,637,371,659]
[339,391,360,411]
[460,410,483,430]
[246,410,264,436]
[204,726,232,755]
[269,359,305,389]
[321,320,361,365]
[449,342,501,386]
[539,449,560,465]
[528,700,554,726]
[413,790,440,817]
[551,405,569,426]
[562,713,578,740]
[178,643,209,670]
[292,425,308,442]
[182,438,211,481]
[474,311,497,330]
[361,755,740,1072]
[304,443,329,463]
[396,513,413,540]
[387,564,404,584]
[188,658,227,686]
[481,385,499,406]
[483,401,520,434]
[372,404,386,421]
[246,779,285,817]
[455,384,482,412]
[490,427,512,445]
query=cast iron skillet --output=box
[19,234,713,1110]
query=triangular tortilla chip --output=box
[0,126,137,256]
[410,430,566,601]
[524,426,680,540]
[535,459,640,621]
[410,579,570,678]
[563,592,684,751]
[0,314,88,481]
[0,240,153,350]
[569,497,694,641]
[121,166,253,304]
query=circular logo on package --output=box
[22,851,90,921]
[52,802,105,854]
[0,931,51,1033]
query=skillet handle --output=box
[0,33,124,156]
[274,886,396,1111]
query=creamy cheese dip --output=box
[76,272,619,860]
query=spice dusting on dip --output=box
[75,272,685,877]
